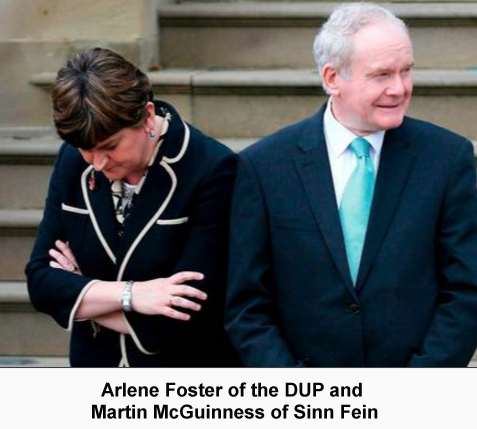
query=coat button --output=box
[349,303,360,313]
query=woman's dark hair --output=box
[52,47,153,149]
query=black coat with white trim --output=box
[26,100,238,367]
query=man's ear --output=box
[321,64,341,96]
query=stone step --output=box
[0,356,68,367]
[0,132,252,209]
[0,134,59,209]
[0,281,68,356]
[159,2,477,69]
[190,1,477,3]
[32,68,477,140]
[0,210,40,280]
[0,131,252,160]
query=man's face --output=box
[331,21,414,135]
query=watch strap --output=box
[121,280,134,312]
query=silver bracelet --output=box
[121,280,134,312]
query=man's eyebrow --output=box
[366,67,392,76]
[367,62,415,76]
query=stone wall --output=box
[0,0,160,127]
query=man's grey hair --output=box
[313,2,409,92]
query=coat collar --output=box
[80,100,191,278]
[154,100,190,164]
[295,106,417,295]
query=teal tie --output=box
[339,137,376,284]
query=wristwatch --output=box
[121,280,134,312]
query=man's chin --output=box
[377,114,405,130]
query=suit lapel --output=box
[355,125,416,290]
[294,109,356,296]
[81,166,118,265]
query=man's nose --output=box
[386,75,406,96]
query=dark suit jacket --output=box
[226,105,477,367]
[26,101,237,367]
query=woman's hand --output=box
[132,272,207,321]
[49,241,206,322]
[49,240,82,275]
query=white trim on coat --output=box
[66,279,100,331]
[81,166,117,265]
[61,203,89,215]
[156,217,189,225]
[116,122,191,360]
[118,334,131,367]
[117,161,178,356]
[122,314,156,357]
[163,121,190,164]
[117,161,178,281]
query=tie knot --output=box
[350,137,370,159]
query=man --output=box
[226,3,477,367]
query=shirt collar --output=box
[324,98,385,159]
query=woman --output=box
[26,47,237,367]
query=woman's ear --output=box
[144,101,156,132]
[321,64,341,96]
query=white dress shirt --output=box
[323,99,385,207]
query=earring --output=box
[148,130,156,139]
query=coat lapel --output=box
[355,125,417,290]
[115,104,190,280]
[116,159,175,266]
[79,101,189,278]
[81,166,118,265]
[294,109,356,296]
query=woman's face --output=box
[79,104,156,184]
